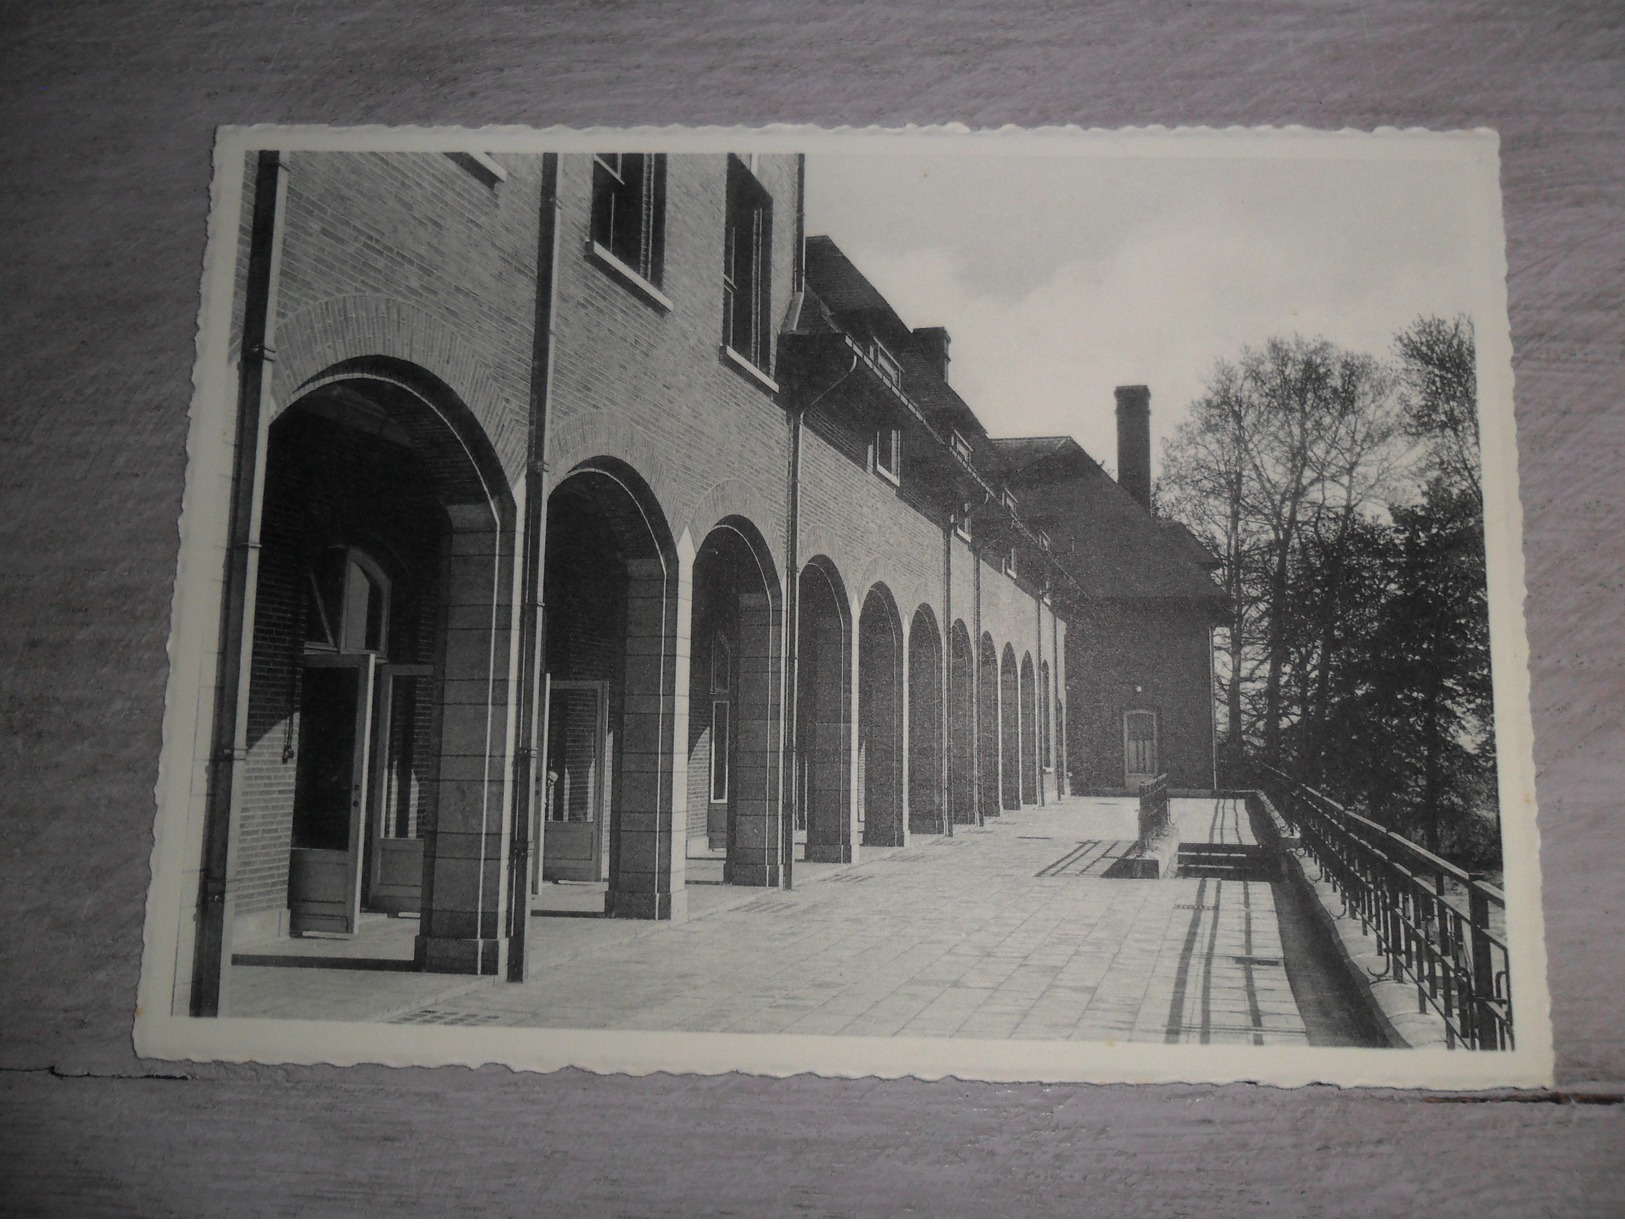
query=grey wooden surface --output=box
[2,1,1622,1214]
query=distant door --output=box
[365,663,433,915]
[1124,709,1158,790]
[541,679,610,883]
[289,654,376,935]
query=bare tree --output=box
[1162,335,1409,767]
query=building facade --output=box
[171,147,1221,1015]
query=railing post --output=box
[1468,873,1496,1051]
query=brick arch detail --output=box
[846,554,931,634]
[271,295,521,482]
[546,410,687,546]
[683,478,786,584]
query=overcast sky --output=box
[804,148,1484,481]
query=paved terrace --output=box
[226,795,1383,1046]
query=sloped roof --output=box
[804,236,904,322]
[987,437,1226,607]
[803,236,990,448]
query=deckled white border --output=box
[137,123,1553,1090]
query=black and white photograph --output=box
[135,124,1551,1088]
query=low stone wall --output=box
[1249,792,1449,1050]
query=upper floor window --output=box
[592,154,666,287]
[869,337,902,389]
[1001,544,1017,577]
[874,427,901,484]
[950,430,973,462]
[723,155,773,375]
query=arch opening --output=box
[688,518,783,887]
[857,586,905,848]
[797,558,854,863]
[1020,652,1039,806]
[541,459,681,920]
[907,607,945,836]
[977,633,1001,821]
[232,372,513,981]
[1000,644,1021,810]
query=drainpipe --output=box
[1053,592,1065,796]
[191,150,289,1017]
[940,518,953,837]
[782,402,803,891]
[783,343,859,889]
[971,502,986,826]
[506,153,560,983]
[1034,582,1045,806]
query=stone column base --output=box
[416,935,505,975]
[803,843,852,863]
[725,863,781,888]
[606,888,687,922]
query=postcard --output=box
[136,124,1551,1088]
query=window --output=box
[303,547,389,655]
[1000,485,1018,511]
[1124,710,1159,778]
[874,427,901,484]
[950,430,973,461]
[868,337,902,389]
[710,699,731,803]
[953,515,971,543]
[1001,545,1017,577]
[710,631,732,695]
[591,153,666,287]
[722,155,773,375]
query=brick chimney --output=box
[913,326,951,381]
[1114,384,1152,510]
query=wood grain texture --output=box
[1,0,1622,1212]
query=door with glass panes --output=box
[538,678,611,884]
[1123,709,1159,790]
[289,547,430,935]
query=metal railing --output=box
[1261,765,1513,1051]
[1135,773,1171,854]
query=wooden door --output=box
[288,654,376,935]
[540,679,609,883]
[1123,709,1158,790]
[365,663,433,915]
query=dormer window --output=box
[869,337,902,389]
[591,154,667,295]
[950,430,973,461]
[874,427,901,485]
[1038,529,1051,551]
[1001,545,1017,577]
[1001,486,1018,511]
[953,513,971,543]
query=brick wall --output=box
[1067,601,1215,792]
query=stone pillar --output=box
[727,588,783,886]
[606,555,685,920]
[418,510,512,974]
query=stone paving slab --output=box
[223,795,1379,1045]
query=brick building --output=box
[169,147,1223,1014]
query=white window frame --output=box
[710,698,731,803]
[874,426,901,485]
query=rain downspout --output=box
[192,150,289,1017]
[783,343,859,890]
[506,153,560,982]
